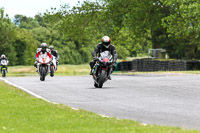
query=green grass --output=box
[0,81,199,133]
[7,64,90,76]
[5,65,200,77]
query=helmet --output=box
[102,36,111,48]
[49,45,54,50]
[41,43,47,52]
[1,54,6,59]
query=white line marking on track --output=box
[0,78,113,119]
[141,123,148,126]
[0,78,79,110]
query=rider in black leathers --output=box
[89,36,118,80]
[49,46,59,66]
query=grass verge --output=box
[0,81,199,133]
[7,64,90,76]
[5,65,200,76]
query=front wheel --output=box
[2,69,6,77]
[94,82,98,88]
[40,66,46,81]
[98,70,106,88]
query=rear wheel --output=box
[50,65,54,77]
[98,70,106,88]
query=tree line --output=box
[0,0,200,66]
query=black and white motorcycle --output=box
[1,59,8,77]
[91,51,113,88]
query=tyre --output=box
[40,76,43,81]
[40,66,46,81]
[50,65,54,77]
[94,82,98,88]
[2,69,6,77]
[98,70,106,88]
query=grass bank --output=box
[5,64,200,76]
[7,64,90,76]
[0,81,199,132]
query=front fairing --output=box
[98,51,113,67]
[1,60,8,66]
[38,54,51,64]
[37,54,51,75]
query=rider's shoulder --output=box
[110,44,115,47]
[97,43,102,48]
[110,44,116,48]
[37,48,42,52]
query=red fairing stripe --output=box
[36,51,41,58]
[47,52,52,58]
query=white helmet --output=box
[49,45,54,50]
[41,43,47,51]
[102,36,111,48]
[1,54,6,59]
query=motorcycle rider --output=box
[89,36,118,80]
[34,43,52,72]
[49,46,59,68]
[0,54,9,72]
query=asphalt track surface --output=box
[4,74,200,130]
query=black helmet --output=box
[102,36,111,48]
[41,43,47,52]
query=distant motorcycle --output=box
[1,59,8,77]
[50,55,57,77]
[91,51,113,88]
[37,53,51,81]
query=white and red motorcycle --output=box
[37,53,51,81]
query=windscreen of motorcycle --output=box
[1,60,8,66]
[99,51,113,62]
[39,54,50,64]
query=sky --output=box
[0,0,85,18]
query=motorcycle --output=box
[1,59,8,77]
[92,51,113,88]
[50,55,57,77]
[37,53,51,81]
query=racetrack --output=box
[4,74,200,130]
